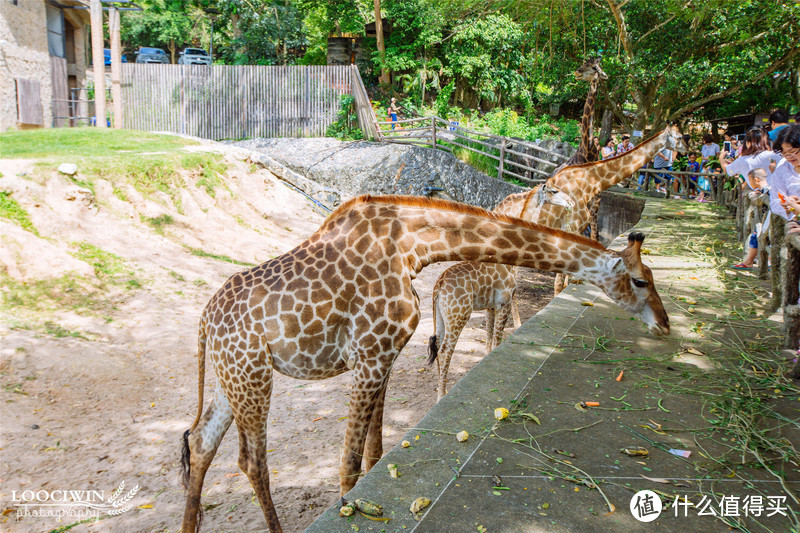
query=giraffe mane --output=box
[322,194,607,251]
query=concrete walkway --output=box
[306,197,799,533]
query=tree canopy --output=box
[119,0,800,133]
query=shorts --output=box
[749,232,758,249]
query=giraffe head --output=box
[535,183,574,212]
[603,232,670,336]
[663,125,689,154]
[574,57,607,82]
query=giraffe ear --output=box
[611,257,626,274]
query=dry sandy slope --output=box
[0,141,553,532]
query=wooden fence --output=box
[121,64,355,140]
[375,116,569,186]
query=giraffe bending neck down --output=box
[180,195,669,532]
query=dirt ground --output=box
[0,147,554,532]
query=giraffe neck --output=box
[556,130,670,199]
[377,200,612,282]
[576,76,599,164]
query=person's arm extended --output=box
[725,151,778,176]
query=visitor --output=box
[723,124,800,235]
[768,109,789,142]
[730,168,769,270]
[617,134,634,156]
[652,145,673,194]
[683,152,701,197]
[388,97,400,130]
[601,138,616,159]
[700,133,720,170]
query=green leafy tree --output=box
[122,0,196,63]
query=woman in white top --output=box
[601,138,616,160]
[723,125,800,233]
[720,127,772,268]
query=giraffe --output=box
[426,127,686,398]
[180,195,670,532]
[564,57,607,168]
[552,57,606,240]
[424,184,574,400]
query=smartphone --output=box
[723,141,732,153]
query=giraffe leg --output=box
[510,296,522,329]
[589,195,601,241]
[364,383,388,472]
[554,273,568,295]
[485,308,496,353]
[435,313,469,401]
[234,366,282,533]
[490,302,513,351]
[340,369,391,494]
[182,387,234,533]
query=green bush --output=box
[327,95,363,141]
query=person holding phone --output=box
[723,125,800,235]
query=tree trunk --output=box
[373,0,389,85]
[599,108,613,144]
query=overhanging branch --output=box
[668,44,800,120]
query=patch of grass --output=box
[0,191,38,235]
[0,129,195,159]
[1,129,228,208]
[169,270,186,281]
[1,274,102,314]
[143,214,175,235]
[182,152,228,197]
[112,187,127,202]
[42,321,86,339]
[189,248,255,267]
[69,241,139,288]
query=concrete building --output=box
[1,0,91,131]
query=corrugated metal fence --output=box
[121,64,354,139]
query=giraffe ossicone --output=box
[180,195,669,532]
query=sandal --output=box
[732,263,752,270]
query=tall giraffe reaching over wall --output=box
[427,127,685,398]
[181,195,670,532]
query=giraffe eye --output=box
[632,278,649,288]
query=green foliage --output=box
[188,247,255,267]
[69,241,139,287]
[143,214,175,234]
[326,94,363,140]
[0,191,38,235]
[435,81,456,119]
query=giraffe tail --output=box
[182,320,208,491]
[427,335,439,366]
[427,291,441,366]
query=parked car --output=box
[178,48,212,65]
[103,48,127,66]
[135,47,169,64]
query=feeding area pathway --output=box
[306,196,799,532]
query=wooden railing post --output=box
[431,117,437,148]
[497,139,506,180]
[769,214,786,313]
